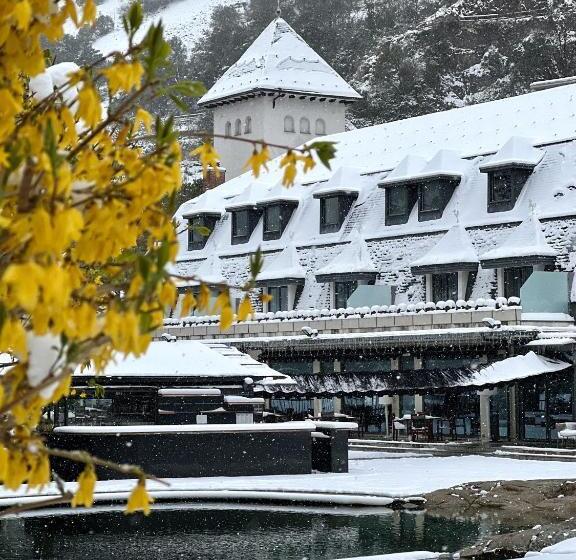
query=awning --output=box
[256,352,570,397]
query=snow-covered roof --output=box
[190,254,225,285]
[408,149,470,181]
[479,136,545,172]
[315,231,377,278]
[198,17,362,106]
[411,225,478,270]
[481,215,558,263]
[75,340,290,380]
[312,166,364,198]
[258,245,306,283]
[224,181,270,211]
[256,181,301,206]
[180,191,224,218]
[379,155,428,186]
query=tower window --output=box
[300,117,310,134]
[267,286,289,313]
[417,179,459,222]
[230,208,261,245]
[315,118,326,135]
[334,281,357,309]
[187,214,219,251]
[487,169,531,213]
[234,119,242,136]
[504,266,533,298]
[225,122,232,136]
[244,116,252,134]
[385,186,417,226]
[261,203,297,240]
[319,195,355,234]
[430,272,458,302]
[284,115,295,133]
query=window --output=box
[267,286,289,312]
[504,266,532,298]
[431,272,458,302]
[232,209,249,238]
[342,358,392,373]
[234,119,242,136]
[225,121,232,136]
[399,355,414,370]
[244,116,252,134]
[418,179,458,221]
[334,280,357,309]
[385,186,417,226]
[315,118,326,135]
[300,117,310,134]
[284,115,295,133]
[487,169,530,213]
[264,205,281,234]
[319,195,355,234]
[187,215,218,251]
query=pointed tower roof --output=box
[411,225,479,275]
[480,214,557,267]
[198,17,362,107]
[257,245,306,287]
[315,230,378,283]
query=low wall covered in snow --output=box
[49,422,318,480]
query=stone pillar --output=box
[458,271,468,301]
[509,384,519,441]
[497,268,505,298]
[479,389,493,444]
[334,359,342,373]
[392,395,400,417]
[333,397,342,414]
[313,398,322,417]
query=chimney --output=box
[203,165,226,191]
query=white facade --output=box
[214,96,348,180]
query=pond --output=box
[0,503,510,560]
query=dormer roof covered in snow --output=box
[198,17,362,107]
[181,192,224,219]
[224,182,270,211]
[256,181,301,207]
[480,215,558,268]
[315,231,378,283]
[256,245,306,287]
[479,136,545,173]
[411,225,479,275]
[312,166,364,199]
[379,155,428,187]
[409,150,470,182]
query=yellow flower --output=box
[0,445,8,482]
[134,107,153,133]
[81,0,97,25]
[159,281,177,307]
[197,283,211,311]
[12,1,32,30]
[191,143,220,177]
[280,150,300,187]
[180,291,197,317]
[71,465,97,508]
[28,453,51,489]
[219,304,234,331]
[244,145,270,178]
[125,480,153,516]
[3,450,29,490]
[102,62,144,95]
[237,296,253,321]
[77,84,102,128]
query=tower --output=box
[197,17,362,180]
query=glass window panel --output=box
[387,188,409,217]
[322,197,340,226]
[264,205,282,233]
[232,210,249,238]
[504,266,532,298]
[400,394,415,416]
[342,358,392,373]
[521,379,547,440]
[334,281,357,309]
[399,355,414,370]
[549,371,573,439]
[489,172,514,203]
[268,286,289,312]
[420,181,443,212]
[268,361,313,375]
[431,272,458,302]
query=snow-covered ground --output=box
[90,0,236,54]
[525,537,576,557]
[4,453,576,508]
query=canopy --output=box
[256,352,569,396]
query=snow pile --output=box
[198,17,361,105]
[481,215,557,261]
[28,62,79,107]
[411,225,478,268]
[336,554,439,560]
[525,537,576,558]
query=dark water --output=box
[0,503,508,560]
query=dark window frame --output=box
[431,272,459,302]
[320,195,355,234]
[334,280,358,309]
[418,178,459,222]
[504,266,533,298]
[267,285,289,313]
[487,168,531,213]
[187,214,219,251]
[262,203,296,241]
[385,185,418,226]
[231,208,260,245]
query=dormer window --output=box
[486,168,531,213]
[418,178,459,222]
[230,208,260,245]
[318,195,356,234]
[261,202,297,241]
[184,213,220,251]
[384,185,418,226]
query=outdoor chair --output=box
[556,422,576,447]
[393,420,407,440]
